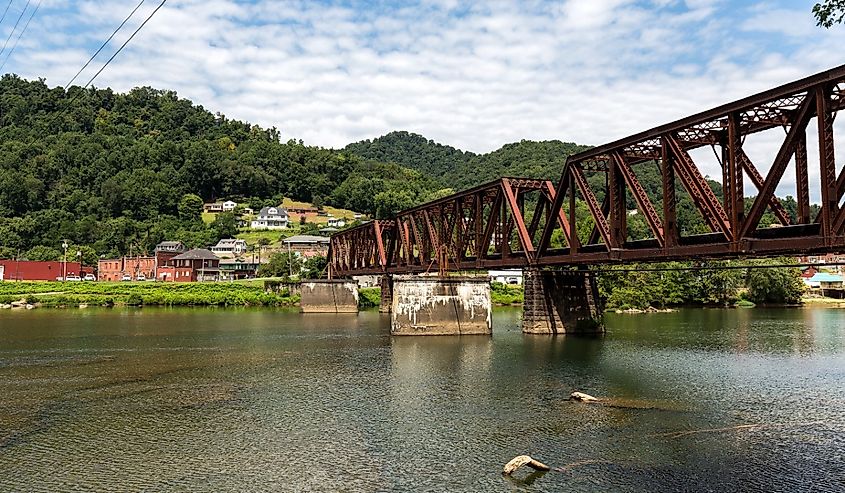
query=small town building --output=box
[801,266,819,278]
[0,260,83,281]
[218,258,260,280]
[251,206,289,230]
[154,241,188,273]
[158,249,220,282]
[203,203,224,213]
[319,227,339,235]
[222,200,238,212]
[327,216,346,228]
[288,206,319,216]
[282,235,330,258]
[97,256,155,281]
[489,269,523,285]
[805,272,845,297]
[210,239,248,256]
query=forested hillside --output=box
[0,76,436,259]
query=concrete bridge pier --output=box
[522,268,604,335]
[391,275,491,335]
[379,275,393,313]
[300,279,359,313]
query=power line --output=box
[593,262,843,273]
[65,0,147,89]
[0,0,14,27]
[80,0,168,90]
[0,0,41,72]
[0,0,30,59]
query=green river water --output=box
[0,307,844,492]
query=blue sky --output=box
[1,0,843,158]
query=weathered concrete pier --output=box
[391,275,491,336]
[300,279,359,313]
[379,275,393,313]
[522,268,604,334]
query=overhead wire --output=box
[0,0,41,72]
[78,0,167,91]
[0,0,30,59]
[65,0,147,89]
[0,0,14,27]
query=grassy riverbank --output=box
[0,281,297,307]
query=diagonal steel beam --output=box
[612,151,664,245]
[572,165,612,249]
[665,135,732,239]
[741,92,816,238]
[737,149,791,226]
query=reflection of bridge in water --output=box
[319,65,845,336]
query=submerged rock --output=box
[502,455,550,475]
[570,391,598,402]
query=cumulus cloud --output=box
[2,0,844,200]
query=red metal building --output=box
[0,260,84,281]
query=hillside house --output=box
[222,200,238,211]
[327,216,346,228]
[251,206,289,230]
[210,239,248,256]
[282,235,330,258]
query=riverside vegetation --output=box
[0,281,297,308]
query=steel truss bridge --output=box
[329,64,845,277]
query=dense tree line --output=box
[597,258,806,309]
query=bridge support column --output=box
[379,275,393,313]
[522,268,604,335]
[391,275,491,336]
[300,279,359,313]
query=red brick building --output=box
[158,249,220,282]
[0,260,83,281]
[97,256,156,281]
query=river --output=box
[0,307,844,492]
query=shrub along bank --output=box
[0,281,297,307]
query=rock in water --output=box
[502,455,551,475]
[570,391,598,402]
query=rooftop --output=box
[282,235,330,244]
[172,248,219,261]
[809,273,843,283]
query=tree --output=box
[302,255,327,278]
[813,1,845,27]
[746,260,806,304]
[24,245,61,261]
[211,211,239,238]
[178,194,204,222]
[257,252,302,279]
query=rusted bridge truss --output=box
[330,64,845,276]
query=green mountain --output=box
[344,130,475,182]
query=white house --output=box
[210,238,248,255]
[222,200,238,212]
[327,215,346,228]
[0,264,4,281]
[489,269,523,285]
[251,206,289,230]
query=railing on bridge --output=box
[329,64,845,277]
